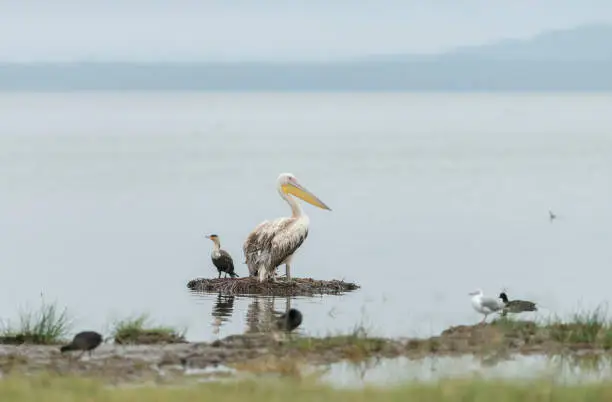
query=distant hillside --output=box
[2,24,612,91]
[365,23,612,62]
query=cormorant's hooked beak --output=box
[205,235,218,242]
[282,181,331,211]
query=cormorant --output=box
[206,234,238,278]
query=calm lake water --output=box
[322,354,612,388]
[0,92,611,344]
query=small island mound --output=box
[186,276,360,296]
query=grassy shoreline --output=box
[3,301,612,386]
[0,297,72,345]
[3,299,612,350]
[1,375,612,401]
[111,314,186,344]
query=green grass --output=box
[1,374,612,402]
[483,305,612,349]
[545,306,612,345]
[0,297,71,345]
[286,308,612,362]
[111,314,186,344]
[287,323,390,362]
[291,334,387,354]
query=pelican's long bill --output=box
[281,182,331,211]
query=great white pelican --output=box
[243,173,331,282]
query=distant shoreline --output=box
[2,89,612,93]
[1,59,612,91]
[3,24,612,91]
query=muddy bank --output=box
[187,277,360,296]
[0,333,398,383]
[1,321,611,382]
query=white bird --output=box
[469,289,505,324]
[243,173,331,283]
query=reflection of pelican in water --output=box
[243,173,331,282]
[244,296,303,334]
[245,296,285,333]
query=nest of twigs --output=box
[186,276,360,296]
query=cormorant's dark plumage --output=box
[206,234,239,278]
[213,249,238,278]
[276,308,303,332]
[60,331,103,357]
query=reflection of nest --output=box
[245,297,282,333]
[187,277,360,296]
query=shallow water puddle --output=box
[317,354,612,388]
[184,365,235,376]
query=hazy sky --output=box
[2,0,612,62]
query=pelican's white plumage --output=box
[469,289,505,324]
[243,173,331,282]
